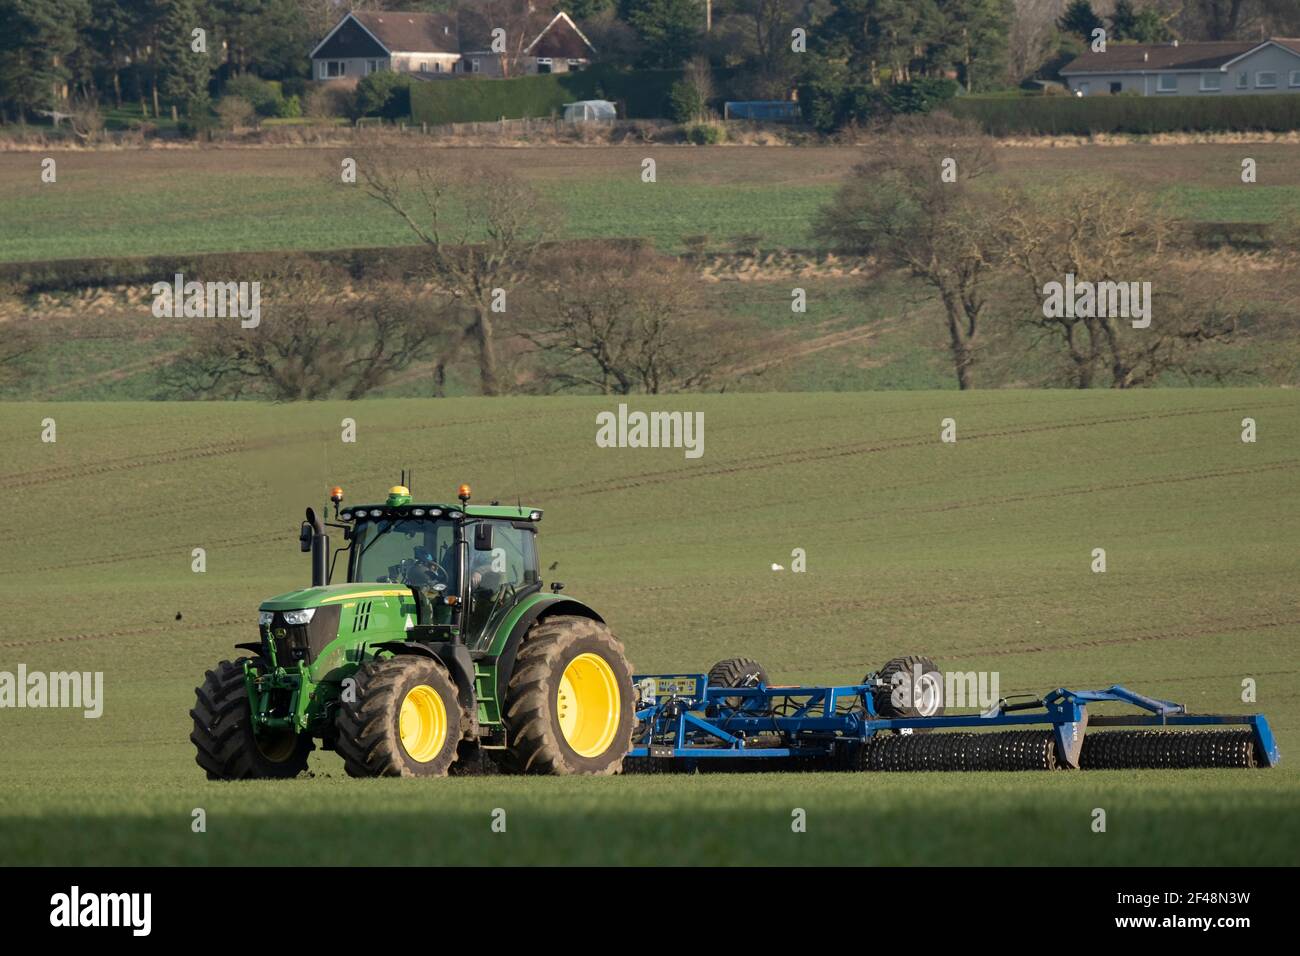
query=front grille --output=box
[264,605,342,666]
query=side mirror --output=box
[473,522,494,552]
[299,521,312,553]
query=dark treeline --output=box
[1,1,1297,123]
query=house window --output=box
[536,57,552,74]
[322,60,346,79]
[1156,74,1177,93]
[1237,71,1249,89]
[417,61,427,72]
[434,61,442,73]
[471,58,481,74]
[1256,71,1277,88]
[1109,81,1122,94]
[1200,73,1222,91]
[1290,70,1300,87]
[364,59,379,76]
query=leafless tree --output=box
[459,0,539,78]
[358,152,552,395]
[0,319,35,386]
[998,181,1247,388]
[815,114,1004,390]
[515,246,745,394]
[159,267,452,400]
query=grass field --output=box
[1,389,1296,865]
[2,143,1298,262]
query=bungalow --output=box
[1060,37,1300,96]
[310,9,595,84]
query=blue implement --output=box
[626,673,1279,771]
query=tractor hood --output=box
[259,583,413,611]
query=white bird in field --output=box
[771,563,785,571]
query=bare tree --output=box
[0,322,35,386]
[515,245,744,394]
[816,114,1004,390]
[998,181,1246,388]
[358,152,552,395]
[459,0,539,78]
[160,268,451,400]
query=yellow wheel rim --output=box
[557,653,621,758]
[255,728,297,763]
[399,684,448,763]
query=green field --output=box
[1,389,1296,865]
[2,143,1298,263]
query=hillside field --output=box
[2,143,1299,262]
[0,389,1296,865]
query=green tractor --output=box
[190,481,635,779]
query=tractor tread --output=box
[190,658,313,781]
[334,656,463,778]
[501,615,634,775]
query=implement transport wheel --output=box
[335,656,463,778]
[707,657,769,710]
[191,658,313,780]
[871,655,945,722]
[504,615,634,775]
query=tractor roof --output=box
[341,503,542,521]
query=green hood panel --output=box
[260,583,414,611]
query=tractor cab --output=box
[331,483,543,648]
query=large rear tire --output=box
[335,656,463,778]
[503,615,634,775]
[190,658,313,780]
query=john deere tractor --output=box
[190,481,635,779]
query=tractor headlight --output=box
[258,611,273,626]
[282,608,316,626]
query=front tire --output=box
[190,658,313,780]
[335,656,463,778]
[504,615,634,775]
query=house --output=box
[1060,38,1300,96]
[310,9,595,84]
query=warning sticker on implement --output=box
[641,676,699,698]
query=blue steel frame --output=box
[627,675,1280,769]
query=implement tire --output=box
[335,656,463,778]
[503,615,634,775]
[191,658,313,780]
[871,655,945,720]
[706,657,769,710]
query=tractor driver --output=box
[406,546,445,588]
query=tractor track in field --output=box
[0,617,247,650]
[949,613,1300,659]
[0,531,272,576]
[532,402,1296,500]
[0,415,519,492]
